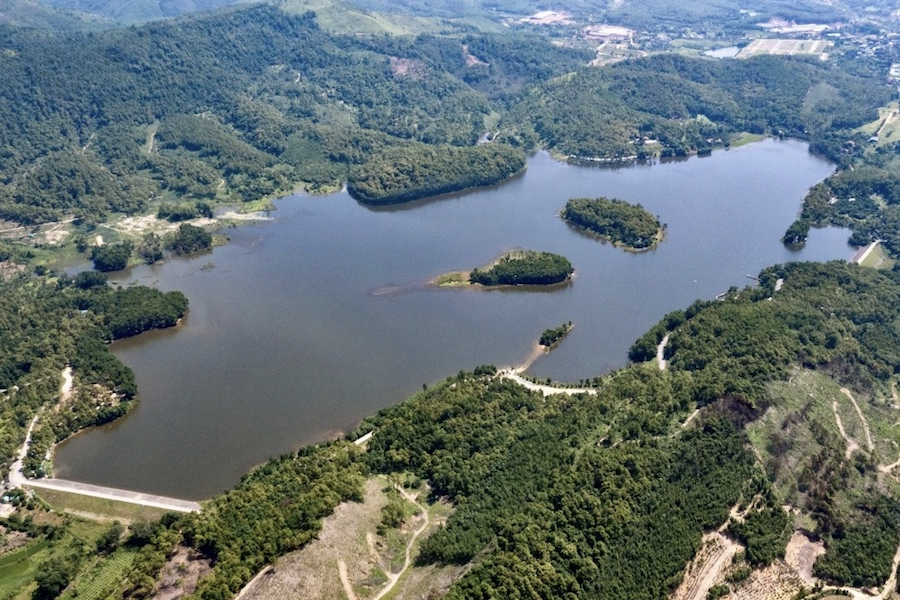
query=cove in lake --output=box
[54,140,851,500]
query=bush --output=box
[91,241,133,272]
[165,224,212,255]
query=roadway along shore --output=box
[497,369,598,396]
[18,478,201,513]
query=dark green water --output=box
[53,141,851,499]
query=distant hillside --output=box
[0,0,103,30]
[34,0,254,23]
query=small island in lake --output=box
[540,321,573,349]
[562,197,665,251]
[435,250,574,287]
[348,143,526,206]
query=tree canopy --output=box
[470,250,574,286]
[563,197,663,249]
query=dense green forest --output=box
[469,250,573,286]
[0,5,588,223]
[4,2,900,599]
[347,143,525,205]
[562,197,663,250]
[782,162,900,253]
[0,4,890,228]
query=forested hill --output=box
[502,54,892,161]
[0,4,589,222]
[0,3,892,225]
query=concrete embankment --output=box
[20,478,201,513]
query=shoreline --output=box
[559,132,771,167]
[429,270,575,290]
[43,138,832,500]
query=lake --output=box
[53,139,851,499]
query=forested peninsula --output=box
[347,144,525,205]
[0,273,186,478]
[562,197,664,250]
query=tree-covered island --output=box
[562,197,665,250]
[434,250,574,287]
[347,144,526,206]
[539,321,573,348]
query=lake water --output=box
[704,46,740,58]
[53,140,852,499]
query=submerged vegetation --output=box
[469,250,574,286]
[562,197,664,250]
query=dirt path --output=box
[369,487,430,600]
[80,132,95,154]
[7,415,39,489]
[498,370,597,396]
[673,533,740,600]
[657,334,669,371]
[850,240,880,265]
[60,366,73,403]
[877,112,896,137]
[354,431,374,446]
[145,123,158,156]
[841,388,874,452]
[832,400,860,459]
[879,456,900,473]
[339,486,431,600]
[681,409,700,429]
[338,561,360,600]
[672,501,747,600]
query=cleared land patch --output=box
[237,476,458,600]
[737,39,830,59]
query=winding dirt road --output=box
[339,486,430,600]
[832,400,860,460]
[841,388,874,451]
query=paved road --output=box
[20,478,201,513]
